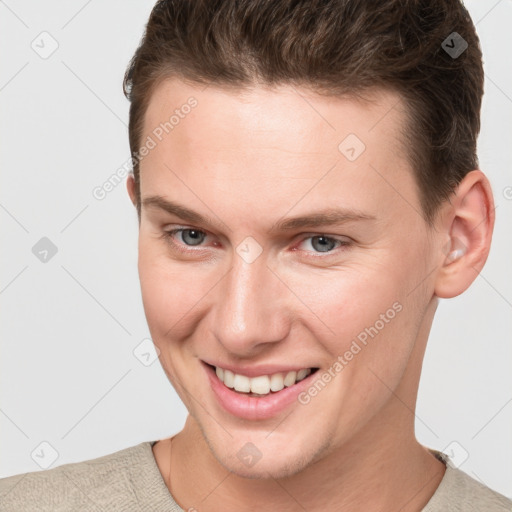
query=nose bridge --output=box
[213,249,288,351]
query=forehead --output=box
[143,79,408,152]
[139,78,418,226]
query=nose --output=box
[211,247,290,356]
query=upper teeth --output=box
[215,366,312,395]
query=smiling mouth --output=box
[206,363,320,397]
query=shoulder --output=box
[423,449,512,512]
[0,441,161,512]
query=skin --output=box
[126,78,494,511]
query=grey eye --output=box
[310,236,338,252]
[180,229,206,246]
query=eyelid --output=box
[293,232,351,242]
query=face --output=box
[130,79,441,479]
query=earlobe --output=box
[434,170,495,299]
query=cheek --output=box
[137,238,227,349]
[295,272,421,424]
[283,264,405,336]
[280,258,421,378]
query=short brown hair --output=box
[123,0,484,225]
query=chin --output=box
[206,432,330,480]
[222,453,310,480]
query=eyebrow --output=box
[142,195,376,233]
[143,195,218,227]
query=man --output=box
[1,0,510,510]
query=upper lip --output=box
[202,360,317,378]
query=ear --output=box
[126,173,137,207]
[434,170,495,299]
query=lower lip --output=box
[203,362,318,421]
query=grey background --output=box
[1,0,511,499]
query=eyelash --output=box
[160,226,352,258]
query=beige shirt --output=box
[0,441,510,511]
